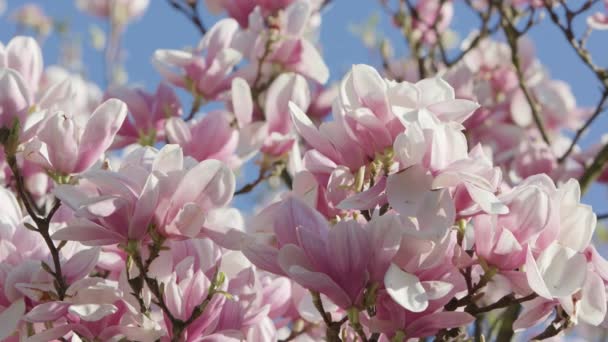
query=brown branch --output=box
[468,293,537,315]
[438,0,496,68]
[185,95,203,121]
[348,309,369,342]
[542,0,608,88]
[128,239,222,341]
[499,4,551,146]
[559,89,608,163]
[278,321,313,342]
[234,167,269,195]
[6,151,67,299]
[579,141,608,194]
[530,310,571,340]
[311,291,346,342]
[167,0,207,36]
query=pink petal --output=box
[0,298,25,340]
[52,220,124,246]
[75,99,128,172]
[231,77,252,128]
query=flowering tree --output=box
[1,0,608,341]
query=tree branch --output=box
[6,152,67,299]
[559,89,608,163]
[579,141,608,194]
[167,0,207,36]
[499,4,551,146]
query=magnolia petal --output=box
[0,298,25,340]
[231,77,252,128]
[384,263,428,312]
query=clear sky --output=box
[1,0,607,211]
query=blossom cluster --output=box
[0,0,607,341]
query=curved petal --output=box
[384,263,428,312]
[75,99,128,172]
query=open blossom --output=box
[2,2,608,340]
[154,18,242,101]
[166,112,240,167]
[24,98,127,175]
[105,82,182,147]
[52,144,236,245]
[205,0,324,27]
[232,0,329,84]
[243,197,373,309]
[447,37,590,185]
[291,64,479,174]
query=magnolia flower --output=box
[205,0,324,27]
[0,68,31,128]
[232,0,329,84]
[52,145,235,244]
[166,112,240,167]
[24,99,128,175]
[0,36,43,92]
[105,82,182,147]
[154,18,241,100]
[39,65,102,115]
[243,197,373,309]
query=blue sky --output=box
[1,0,607,212]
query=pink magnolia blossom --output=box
[23,98,128,175]
[243,197,372,309]
[0,68,31,128]
[412,0,454,44]
[105,82,182,147]
[154,18,241,101]
[0,4,607,341]
[232,0,329,84]
[52,144,235,244]
[38,65,102,115]
[205,0,324,27]
[0,36,43,93]
[166,112,241,168]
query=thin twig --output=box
[559,90,608,163]
[530,310,571,340]
[6,155,67,299]
[499,3,551,146]
[579,142,608,194]
[185,95,203,121]
[469,293,537,315]
[311,291,345,342]
[167,0,207,35]
[234,167,269,195]
[437,0,496,68]
[542,0,608,88]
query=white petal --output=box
[68,304,117,321]
[384,263,428,312]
